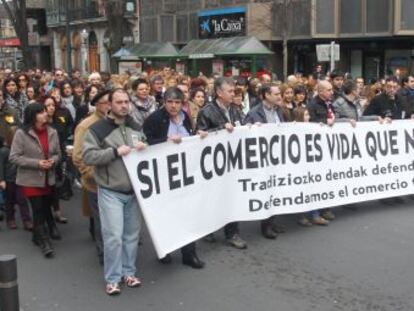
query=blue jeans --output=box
[98,187,141,284]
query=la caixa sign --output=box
[198,7,246,39]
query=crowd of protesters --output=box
[0,65,413,295]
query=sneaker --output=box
[312,216,330,226]
[105,283,121,296]
[226,234,247,249]
[321,210,335,220]
[123,276,141,288]
[297,217,313,227]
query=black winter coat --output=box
[143,108,194,145]
[196,101,244,131]
[363,93,403,119]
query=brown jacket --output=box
[9,126,61,187]
[73,111,104,193]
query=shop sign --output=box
[118,61,142,75]
[198,7,246,39]
[189,53,215,59]
[0,38,21,47]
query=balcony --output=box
[46,5,105,27]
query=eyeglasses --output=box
[18,78,27,82]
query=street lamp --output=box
[80,29,88,75]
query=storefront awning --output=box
[112,47,132,58]
[122,42,179,60]
[179,36,273,59]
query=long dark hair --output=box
[2,77,20,99]
[23,103,45,132]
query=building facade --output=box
[46,0,139,73]
[140,0,414,80]
[0,0,51,70]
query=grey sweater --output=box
[83,115,146,193]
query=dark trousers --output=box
[5,182,31,222]
[86,190,103,257]
[261,216,274,229]
[224,222,239,239]
[28,194,53,227]
[181,242,196,258]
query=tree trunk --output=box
[1,0,33,70]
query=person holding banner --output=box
[196,77,247,249]
[83,88,146,295]
[244,83,287,238]
[307,80,336,222]
[143,87,207,269]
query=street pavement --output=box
[0,189,413,311]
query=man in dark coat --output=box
[244,83,286,239]
[396,75,414,119]
[364,77,403,120]
[196,77,247,249]
[143,87,206,269]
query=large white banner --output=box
[124,121,414,258]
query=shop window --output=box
[340,0,361,34]
[366,0,390,33]
[314,0,336,35]
[177,15,189,42]
[142,17,158,42]
[400,0,414,30]
[161,15,175,42]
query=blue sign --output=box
[198,7,246,39]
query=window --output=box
[141,0,155,16]
[163,0,177,13]
[189,13,199,39]
[219,0,234,5]
[161,15,175,42]
[205,0,219,8]
[272,1,284,37]
[177,0,188,11]
[177,15,189,42]
[400,0,414,31]
[340,0,362,34]
[290,0,311,36]
[366,0,390,33]
[142,17,158,42]
[314,0,336,35]
[188,0,202,10]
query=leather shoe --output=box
[182,254,205,269]
[261,224,278,239]
[159,254,172,264]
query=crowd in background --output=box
[0,64,413,295]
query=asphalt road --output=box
[0,189,413,311]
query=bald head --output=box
[318,80,333,102]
